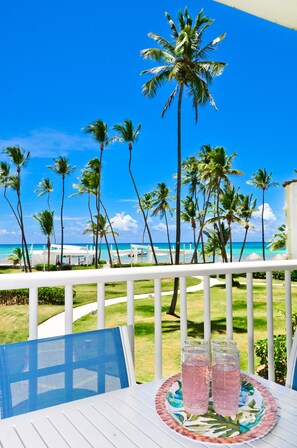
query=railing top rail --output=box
[1,260,297,290]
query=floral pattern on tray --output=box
[155,373,278,445]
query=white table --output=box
[0,376,297,447]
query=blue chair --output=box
[286,331,297,390]
[0,326,135,419]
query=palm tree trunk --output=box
[164,211,173,264]
[190,187,212,263]
[87,193,95,246]
[103,233,113,265]
[192,221,198,263]
[128,149,158,265]
[48,193,57,244]
[95,149,104,268]
[261,189,265,261]
[100,200,121,265]
[167,85,183,316]
[229,223,232,262]
[239,227,249,262]
[17,185,31,272]
[60,176,65,266]
[47,239,51,271]
[216,183,228,262]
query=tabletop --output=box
[0,375,297,447]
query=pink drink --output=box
[212,362,241,416]
[182,359,210,415]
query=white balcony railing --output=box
[1,259,297,383]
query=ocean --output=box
[0,242,286,265]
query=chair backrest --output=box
[0,326,135,419]
[286,330,297,390]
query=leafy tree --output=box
[181,196,198,262]
[219,185,241,262]
[247,169,278,260]
[83,214,118,264]
[83,120,113,267]
[141,7,226,313]
[238,194,257,261]
[113,119,158,264]
[203,222,230,260]
[33,210,55,271]
[2,146,31,272]
[151,182,175,264]
[138,192,154,247]
[7,247,23,268]
[48,157,76,266]
[34,177,56,243]
[267,224,286,251]
[200,147,243,262]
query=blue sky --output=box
[0,0,296,245]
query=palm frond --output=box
[161,85,178,117]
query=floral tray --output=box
[155,373,277,445]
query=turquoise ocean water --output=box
[0,242,286,264]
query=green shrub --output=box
[255,311,297,385]
[0,287,71,305]
[35,264,57,271]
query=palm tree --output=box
[113,119,158,264]
[33,210,54,271]
[34,177,56,243]
[151,182,175,264]
[238,194,257,262]
[48,157,76,266]
[203,222,230,261]
[141,7,226,313]
[200,147,243,262]
[181,195,198,262]
[7,247,23,268]
[83,120,113,267]
[219,185,241,262]
[139,192,154,246]
[247,169,278,260]
[3,146,31,272]
[83,214,118,265]
[267,224,286,252]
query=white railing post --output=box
[65,285,73,335]
[203,276,211,342]
[154,278,162,380]
[246,272,254,374]
[266,271,275,382]
[226,274,233,339]
[127,280,135,360]
[179,277,187,348]
[285,270,292,361]
[97,282,105,329]
[29,287,38,340]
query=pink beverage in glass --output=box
[212,346,241,416]
[182,340,210,415]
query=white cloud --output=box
[111,212,138,232]
[0,229,16,235]
[252,203,277,222]
[0,129,97,159]
[152,222,176,232]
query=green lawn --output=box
[0,277,200,344]
[74,280,297,383]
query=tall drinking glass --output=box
[212,346,241,416]
[182,340,210,415]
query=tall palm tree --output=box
[238,193,257,262]
[200,147,243,262]
[48,157,76,266]
[83,120,113,267]
[247,169,278,260]
[3,146,31,272]
[151,182,175,264]
[203,222,230,261]
[34,177,56,243]
[113,119,158,264]
[141,8,226,313]
[181,195,198,262]
[33,210,54,271]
